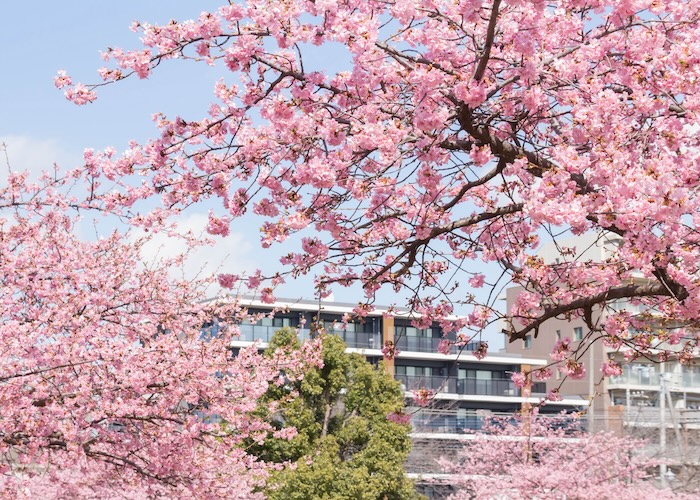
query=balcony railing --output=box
[609,371,661,387]
[231,324,381,349]
[409,412,587,434]
[235,324,312,343]
[394,336,481,354]
[456,377,518,396]
[681,372,700,388]
[411,416,487,433]
[395,336,445,353]
[395,375,518,397]
[609,370,700,391]
[326,329,382,349]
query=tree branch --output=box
[474,0,502,82]
[508,282,680,342]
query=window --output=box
[396,325,431,337]
[464,369,495,380]
[324,320,355,332]
[556,330,561,340]
[404,366,426,377]
[260,317,293,328]
[574,327,583,341]
[524,335,532,349]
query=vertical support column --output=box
[520,364,531,412]
[520,363,532,463]
[382,314,395,375]
[588,346,595,432]
[660,369,667,488]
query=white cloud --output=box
[133,212,258,293]
[0,135,82,179]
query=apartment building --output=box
[505,233,700,431]
[503,233,700,489]
[218,296,586,440]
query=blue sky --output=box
[0,2,506,346]
[0,1,379,307]
[1,2,224,162]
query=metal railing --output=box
[409,411,587,434]
[609,371,661,387]
[394,335,482,354]
[609,370,700,391]
[396,375,518,397]
[230,324,381,349]
[326,329,382,349]
[234,324,312,343]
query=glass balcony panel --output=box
[397,375,517,396]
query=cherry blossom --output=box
[511,371,528,389]
[439,412,696,499]
[56,1,700,376]
[601,360,624,377]
[49,0,700,475]
[0,175,322,496]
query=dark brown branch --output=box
[368,203,523,282]
[474,0,502,82]
[508,282,680,342]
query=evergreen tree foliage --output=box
[254,328,420,499]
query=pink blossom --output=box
[668,331,682,345]
[413,388,433,407]
[601,360,623,377]
[54,70,72,89]
[272,427,298,440]
[48,3,700,493]
[386,411,412,425]
[532,367,553,381]
[217,273,239,289]
[206,212,231,236]
[547,388,563,402]
[468,273,485,288]
[472,341,488,360]
[550,338,572,362]
[64,83,96,105]
[247,272,262,289]
[511,371,528,389]
[440,413,685,499]
[260,287,275,304]
[560,359,586,380]
[381,340,399,360]
[437,339,451,355]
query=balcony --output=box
[326,329,382,349]
[681,372,700,388]
[456,377,518,396]
[394,336,482,354]
[395,375,518,397]
[609,370,660,387]
[411,415,488,433]
[235,324,312,343]
[233,324,381,349]
[409,411,587,434]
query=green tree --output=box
[254,328,420,499]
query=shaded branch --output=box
[474,0,502,82]
[508,282,681,342]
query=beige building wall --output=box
[504,286,612,431]
[382,314,395,375]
